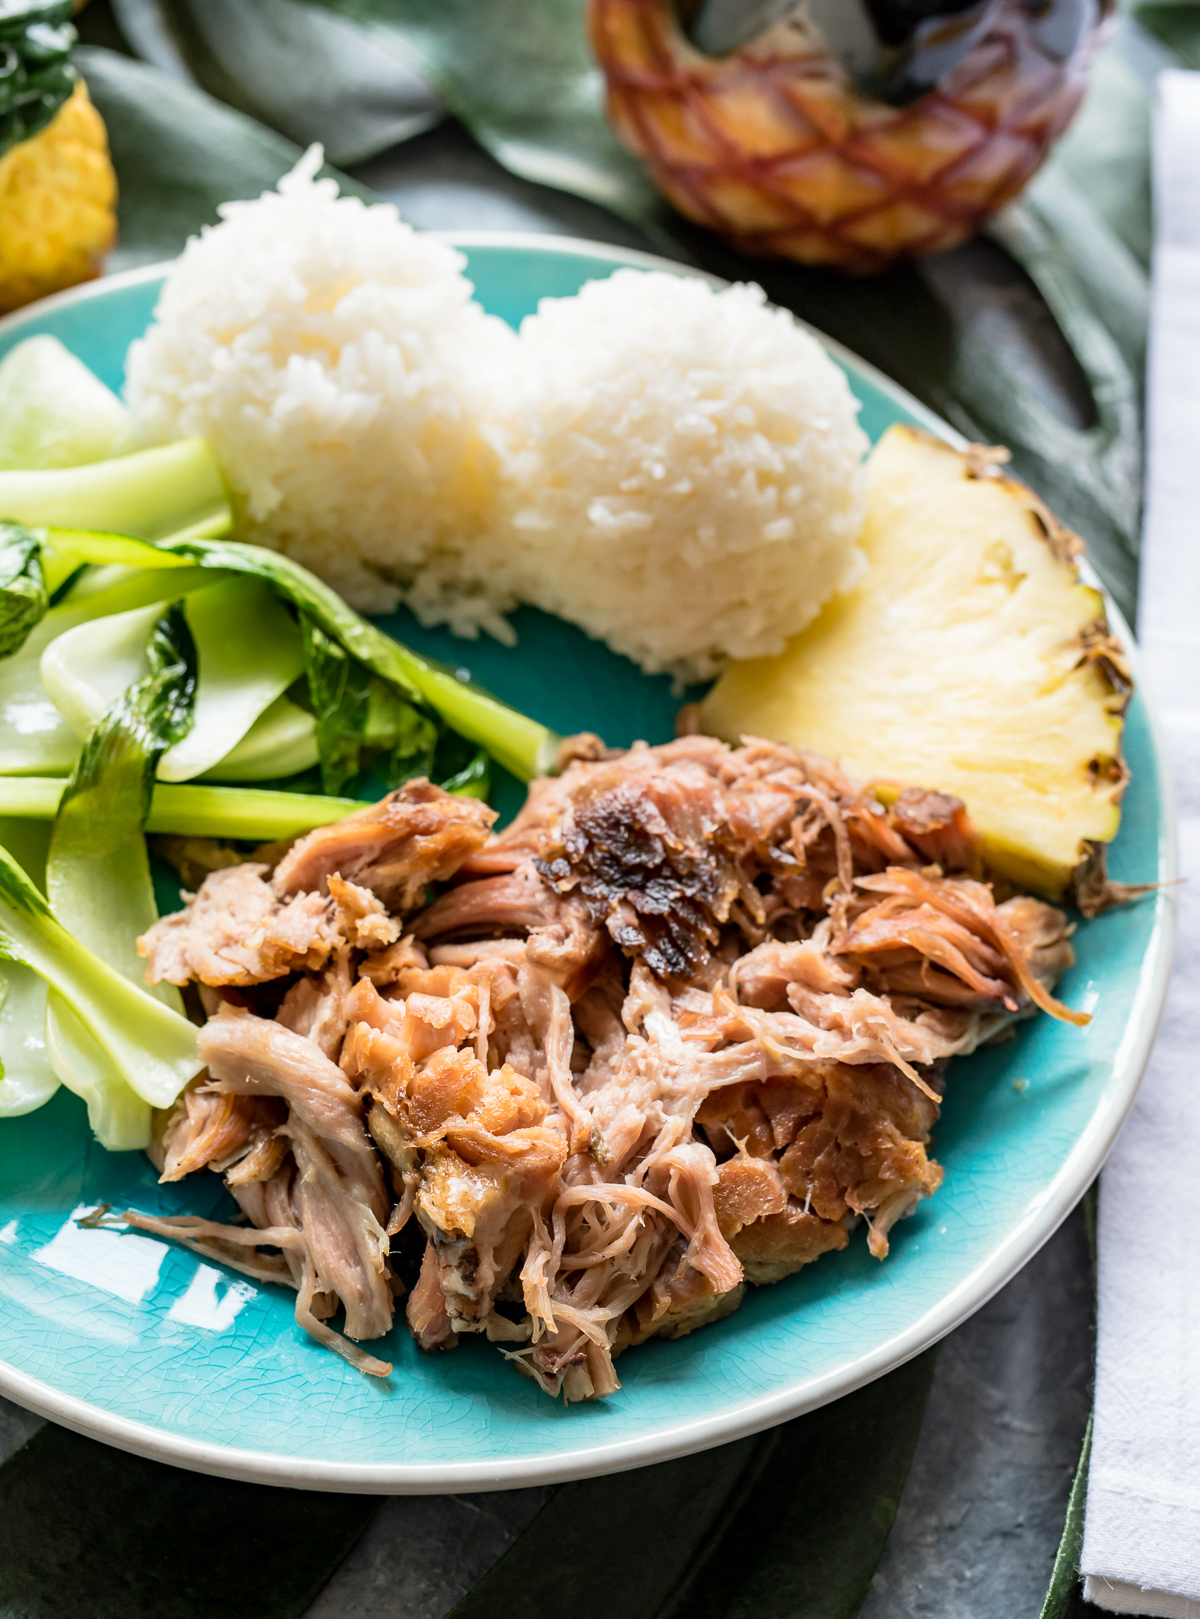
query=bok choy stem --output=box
[43,603,200,1145]
[47,603,195,1006]
[0,566,223,777]
[0,524,46,657]
[0,776,362,838]
[44,994,151,1150]
[0,963,55,1117]
[41,526,197,597]
[0,440,231,545]
[0,819,57,1120]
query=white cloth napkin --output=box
[1080,68,1200,1619]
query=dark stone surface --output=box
[0,1395,42,1463]
[301,1486,553,1619]
[861,1205,1095,1619]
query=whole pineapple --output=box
[0,3,115,313]
[590,0,1108,272]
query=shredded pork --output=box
[126,746,1083,1397]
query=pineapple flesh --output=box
[699,426,1130,902]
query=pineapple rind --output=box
[700,426,1128,901]
[0,79,116,315]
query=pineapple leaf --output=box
[0,1,76,161]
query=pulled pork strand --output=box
[135,748,1087,1398]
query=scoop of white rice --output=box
[500,269,868,680]
[129,162,867,678]
[125,147,518,638]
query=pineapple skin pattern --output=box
[589,0,1100,272]
[0,79,116,315]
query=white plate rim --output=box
[0,239,1176,1494]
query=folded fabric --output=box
[1080,68,1200,1619]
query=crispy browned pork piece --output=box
[139,781,494,986]
[130,742,1083,1396]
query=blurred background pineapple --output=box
[0,1,115,313]
[589,0,1113,272]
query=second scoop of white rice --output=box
[501,268,868,679]
[127,157,868,680]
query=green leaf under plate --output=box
[75,44,371,271]
[110,0,442,166]
[1132,1,1200,68]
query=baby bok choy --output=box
[0,440,568,1150]
[39,600,202,1148]
[0,523,561,842]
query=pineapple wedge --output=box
[699,425,1130,903]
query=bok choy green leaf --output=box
[166,537,561,782]
[301,613,435,797]
[0,523,47,658]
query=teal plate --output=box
[0,240,1176,1493]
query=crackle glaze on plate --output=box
[0,240,1176,1493]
